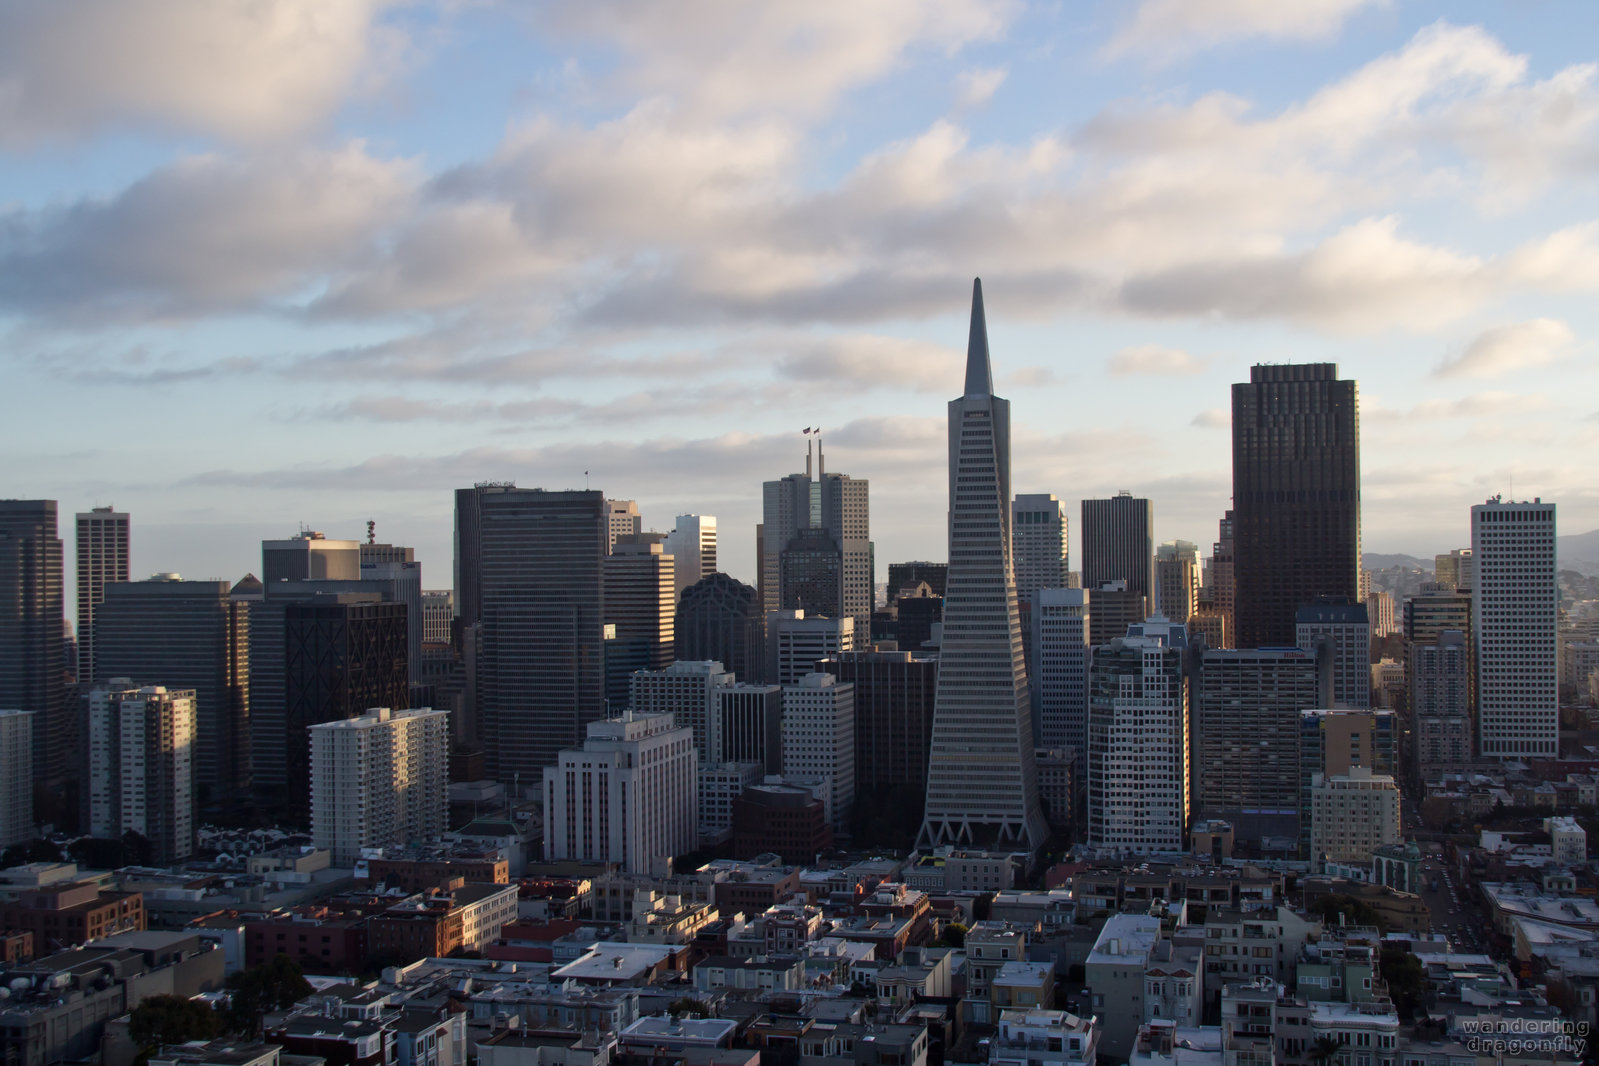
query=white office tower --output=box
[543,711,697,875]
[0,709,33,848]
[767,610,854,687]
[1031,588,1090,758]
[1309,767,1400,870]
[1154,541,1202,627]
[664,515,718,600]
[781,672,855,832]
[919,279,1047,851]
[1087,618,1189,854]
[605,499,642,552]
[87,684,197,863]
[630,660,734,763]
[309,706,449,865]
[1473,498,1558,757]
[1012,494,1069,596]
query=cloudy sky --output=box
[5,0,1598,602]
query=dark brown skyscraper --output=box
[1081,493,1153,605]
[1231,363,1360,650]
[0,501,66,816]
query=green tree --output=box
[940,922,968,948]
[668,998,711,1018]
[1309,894,1387,934]
[0,838,65,866]
[130,994,223,1051]
[225,954,314,1037]
[1309,1036,1347,1066]
[1380,946,1427,1021]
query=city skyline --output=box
[4,2,1599,601]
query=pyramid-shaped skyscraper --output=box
[918,279,1048,851]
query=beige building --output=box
[87,684,197,863]
[310,706,450,865]
[1310,767,1401,871]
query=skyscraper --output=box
[1209,511,1236,648]
[262,531,360,585]
[762,443,871,637]
[0,501,66,810]
[781,672,856,832]
[677,573,766,683]
[86,684,196,863]
[456,485,608,778]
[767,610,854,687]
[95,576,252,807]
[310,706,449,865]
[663,515,717,601]
[629,660,731,763]
[0,710,33,848]
[1295,601,1371,708]
[360,542,423,686]
[1087,618,1189,854]
[1412,630,1472,782]
[918,280,1047,851]
[75,507,129,682]
[1012,494,1068,598]
[1031,587,1090,763]
[604,539,675,710]
[1154,541,1202,627]
[1472,498,1558,757]
[605,499,642,552]
[1081,493,1153,606]
[1231,363,1360,650]
[822,649,938,838]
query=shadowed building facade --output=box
[676,573,766,684]
[918,280,1047,851]
[0,500,67,823]
[1231,363,1360,650]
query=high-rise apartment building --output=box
[677,573,766,683]
[663,515,717,601]
[762,445,871,636]
[630,660,732,763]
[309,706,449,865]
[1087,618,1189,854]
[1412,630,1472,782]
[543,711,697,874]
[1193,646,1330,843]
[0,710,33,848]
[0,501,66,804]
[1012,495,1069,597]
[1154,541,1202,627]
[75,508,129,682]
[1405,584,1472,644]
[455,485,608,778]
[767,611,854,688]
[263,531,360,585]
[781,672,856,832]
[1031,588,1089,759]
[919,280,1047,851]
[1231,364,1360,649]
[1295,602,1371,708]
[605,499,642,552]
[1081,493,1154,606]
[86,684,197,863]
[604,539,675,710]
[1472,498,1558,757]
[95,576,251,807]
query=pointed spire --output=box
[964,277,993,397]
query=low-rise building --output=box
[692,955,806,994]
[989,1009,1099,1066]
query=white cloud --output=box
[1434,319,1574,379]
[955,66,1008,108]
[1191,408,1229,429]
[1108,344,1206,376]
[0,0,405,145]
[1106,0,1385,62]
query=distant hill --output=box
[1362,553,1431,571]
[1560,529,1599,576]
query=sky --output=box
[4,0,1599,605]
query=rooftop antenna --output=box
[584,470,590,490]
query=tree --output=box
[1309,894,1387,934]
[668,998,711,1018]
[940,922,968,948]
[1309,1036,1347,1066]
[1380,946,1427,1021]
[225,954,314,1037]
[973,893,995,922]
[130,994,223,1051]
[0,838,64,866]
